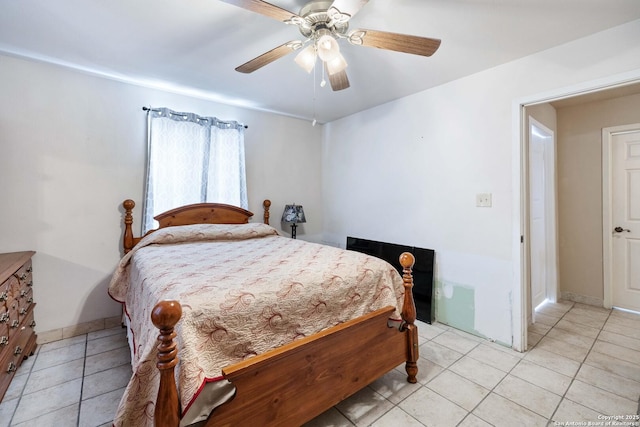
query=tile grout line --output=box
[421,331,483,427]
[411,324,545,426]
[7,346,39,426]
[403,326,478,427]
[341,330,452,427]
[411,327,516,426]
[545,303,598,424]
[10,313,637,426]
[545,304,621,425]
[456,335,547,426]
[448,301,578,426]
[344,324,458,427]
[452,338,498,427]
[5,339,92,426]
[76,333,89,427]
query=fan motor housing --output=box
[298,0,349,38]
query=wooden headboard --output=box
[122,199,272,254]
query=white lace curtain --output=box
[142,107,248,232]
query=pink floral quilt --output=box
[108,223,404,426]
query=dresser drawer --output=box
[11,308,35,360]
[0,311,34,400]
[0,307,35,391]
[14,261,33,293]
[6,298,20,340]
[14,260,32,282]
[16,286,33,317]
[0,251,36,402]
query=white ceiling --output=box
[2,0,640,123]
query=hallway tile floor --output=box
[1,300,639,426]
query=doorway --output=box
[513,77,640,352]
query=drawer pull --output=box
[10,320,19,329]
[27,297,33,304]
[14,346,22,356]
[0,292,7,302]
[20,290,28,297]
[0,313,8,323]
[26,267,32,273]
[20,273,27,280]
[7,362,16,373]
[29,320,36,328]
[27,281,33,287]
[0,336,7,346]
[19,308,27,315]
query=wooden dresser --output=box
[0,251,37,401]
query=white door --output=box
[530,124,547,310]
[528,118,558,313]
[611,128,640,312]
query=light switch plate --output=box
[476,193,492,207]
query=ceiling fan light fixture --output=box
[316,33,340,62]
[325,52,347,75]
[224,0,440,93]
[294,44,317,73]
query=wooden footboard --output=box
[151,253,418,427]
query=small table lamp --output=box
[281,204,306,239]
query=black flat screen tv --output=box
[346,237,435,323]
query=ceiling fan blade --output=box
[349,29,441,57]
[328,0,369,19]
[235,41,299,73]
[219,0,300,22]
[325,65,350,91]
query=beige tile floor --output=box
[1,300,639,426]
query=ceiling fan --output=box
[220,0,441,91]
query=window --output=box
[142,108,248,232]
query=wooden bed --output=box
[119,199,418,427]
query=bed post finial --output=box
[263,199,271,225]
[123,199,135,254]
[399,252,418,384]
[151,300,182,427]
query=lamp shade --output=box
[294,44,317,73]
[281,204,306,224]
[316,33,340,62]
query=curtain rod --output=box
[142,106,248,129]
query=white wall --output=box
[0,54,322,333]
[3,19,639,344]
[322,20,640,346]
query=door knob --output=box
[614,226,630,233]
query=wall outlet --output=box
[476,193,492,207]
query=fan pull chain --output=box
[320,63,327,88]
[312,58,317,126]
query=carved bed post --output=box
[399,252,419,384]
[123,199,136,254]
[263,199,271,225]
[151,300,183,427]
